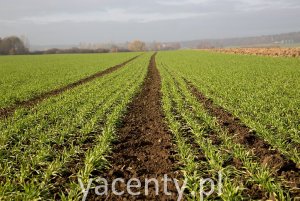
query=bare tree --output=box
[149,41,162,51]
[128,40,146,52]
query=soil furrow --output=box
[90,53,181,200]
[0,55,140,119]
[185,80,300,195]
[165,70,265,199]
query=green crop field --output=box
[0,52,138,108]
[157,51,300,162]
[0,52,150,200]
[157,51,300,200]
[0,51,299,200]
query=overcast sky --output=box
[1,0,300,46]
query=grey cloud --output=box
[0,0,299,46]
[20,9,203,24]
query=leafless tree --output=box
[128,40,146,52]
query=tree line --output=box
[0,36,181,55]
[0,36,29,55]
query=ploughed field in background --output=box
[211,47,300,57]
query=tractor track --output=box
[0,55,140,119]
[89,53,181,200]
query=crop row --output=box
[156,51,299,199]
[0,53,151,200]
[157,51,300,165]
[0,52,139,108]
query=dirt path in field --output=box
[185,81,300,197]
[0,55,140,119]
[90,53,181,200]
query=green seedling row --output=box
[157,50,300,165]
[0,53,151,200]
[0,52,139,108]
[158,61,290,200]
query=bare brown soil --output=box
[0,55,140,119]
[185,81,300,197]
[211,48,300,57]
[88,53,181,200]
